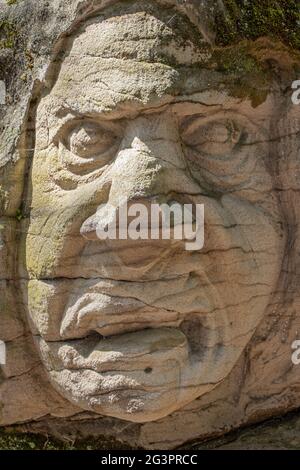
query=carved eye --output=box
[180,114,263,194]
[68,122,119,160]
[55,120,123,179]
[182,118,243,156]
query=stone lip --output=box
[60,292,181,339]
[36,327,193,422]
[38,326,189,374]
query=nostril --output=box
[144,367,153,374]
[80,203,118,240]
[180,316,206,361]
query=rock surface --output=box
[0,0,300,449]
[4,409,300,450]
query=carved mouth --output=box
[47,292,197,380]
[30,279,226,421]
[38,326,189,375]
[59,292,183,339]
[34,278,215,382]
[39,291,208,376]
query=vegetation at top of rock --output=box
[215,0,300,49]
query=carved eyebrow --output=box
[54,108,135,122]
[48,98,170,142]
[53,95,227,124]
[52,93,175,121]
[46,91,242,145]
[50,114,126,145]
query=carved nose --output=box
[107,120,188,205]
[109,119,201,198]
[80,114,200,241]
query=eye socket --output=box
[180,113,265,195]
[67,122,119,159]
[54,120,123,181]
[182,117,243,157]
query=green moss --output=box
[0,20,17,49]
[0,430,133,450]
[15,208,24,221]
[215,0,300,49]
[0,187,8,213]
[202,36,300,107]
[209,42,272,106]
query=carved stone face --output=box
[21,8,284,422]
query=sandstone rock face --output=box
[1,0,300,449]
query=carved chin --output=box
[33,286,248,422]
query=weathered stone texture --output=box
[1,0,300,449]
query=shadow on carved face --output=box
[19,1,285,422]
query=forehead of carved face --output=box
[22,8,285,422]
[38,8,210,139]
